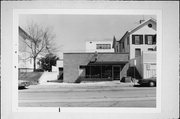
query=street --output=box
[19,81,156,107]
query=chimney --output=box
[139,20,145,24]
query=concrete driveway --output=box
[19,81,156,107]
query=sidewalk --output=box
[38,80,138,87]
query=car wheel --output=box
[149,81,155,87]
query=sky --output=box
[19,14,156,58]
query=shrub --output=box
[35,69,44,72]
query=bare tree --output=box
[21,22,59,72]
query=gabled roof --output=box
[119,31,129,43]
[119,18,156,43]
[19,26,32,40]
[128,18,156,34]
[112,36,117,48]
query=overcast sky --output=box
[19,14,156,58]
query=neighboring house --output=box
[18,27,41,72]
[86,41,114,53]
[113,18,157,80]
[18,52,34,72]
[113,18,156,59]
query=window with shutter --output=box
[132,35,143,45]
[153,35,156,44]
[132,36,135,44]
[140,35,143,44]
[145,35,155,45]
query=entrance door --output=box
[135,48,141,57]
[113,66,121,80]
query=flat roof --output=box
[88,61,128,65]
[64,52,129,54]
[63,52,129,62]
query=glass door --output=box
[113,66,121,80]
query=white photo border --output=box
[13,9,162,113]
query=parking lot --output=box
[19,81,156,107]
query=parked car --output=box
[138,77,156,87]
[18,80,30,89]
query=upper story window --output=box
[96,44,111,49]
[145,35,156,45]
[132,35,143,45]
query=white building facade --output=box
[129,20,156,59]
[113,18,156,59]
[113,18,157,79]
[86,41,114,53]
[18,27,41,72]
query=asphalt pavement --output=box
[19,81,156,107]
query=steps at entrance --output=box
[120,63,142,82]
[127,66,142,79]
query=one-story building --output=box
[63,52,129,83]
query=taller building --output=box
[113,18,156,59]
[113,18,157,79]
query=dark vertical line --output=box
[59,107,60,112]
[90,65,91,78]
[112,66,113,80]
[101,61,102,79]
